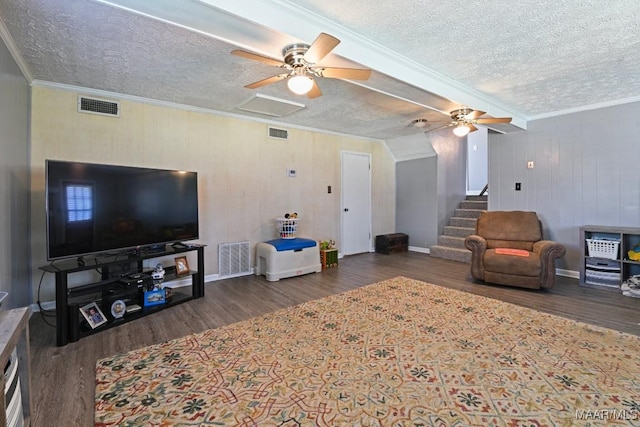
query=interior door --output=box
[341,151,371,254]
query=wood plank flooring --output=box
[28,252,640,426]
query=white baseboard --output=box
[30,300,56,313]
[409,246,430,254]
[557,268,579,279]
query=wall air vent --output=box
[219,241,252,278]
[268,127,289,139]
[78,96,120,117]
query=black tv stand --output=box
[40,244,205,346]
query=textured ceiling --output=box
[291,0,640,117]
[0,0,638,141]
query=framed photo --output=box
[110,299,126,319]
[143,288,166,307]
[80,302,107,329]
[175,256,190,276]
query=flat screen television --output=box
[46,160,199,260]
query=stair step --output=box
[429,195,485,264]
[459,200,487,210]
[454,208,484,219]
[429,245,471,263]
[437,235,467,249]
[449,217,478,228]
[443,226,475,238]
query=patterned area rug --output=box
[95,277,640,426]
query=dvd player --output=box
[119,272,153,290]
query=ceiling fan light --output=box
[453,124,471,137]
[287,74,314,95]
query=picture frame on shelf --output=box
[143,288,166,307]
[110,299,126,319]
[80,302,107,329]
[175,256,189,276]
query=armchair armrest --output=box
[533,240,567,288]
[464,235,487,280]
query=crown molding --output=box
[0,15,33,82]
[528,95,640,121]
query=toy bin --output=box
[255,238,321,281]
[276,218,298,239]
[320,248,338,269]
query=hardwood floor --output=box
[28,251,640,426]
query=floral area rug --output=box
[95,277,640,426]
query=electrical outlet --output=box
[515,182,521,191]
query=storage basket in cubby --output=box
[276,218,298,239]
[586,239,619,260]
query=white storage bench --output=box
[255,238,321,281]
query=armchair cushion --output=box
[485,249,541,277]
[464,211,566,289]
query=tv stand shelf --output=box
[40,244,205,346]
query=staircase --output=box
[429,195,487,263]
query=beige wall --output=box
[30,85,395,302]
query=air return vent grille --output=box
[237,93,305,117]
[218,241,251,278]
[268,127,288,139]
[78,96,120,117]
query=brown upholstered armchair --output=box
[464,211,566,289]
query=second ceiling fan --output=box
[427,108,512,137]
[232,32,371,99]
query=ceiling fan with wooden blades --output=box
[425,108,512,137]
[231,32,372,99]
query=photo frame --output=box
[143,288,166,307]
[80,302,107,329]
[175,256,190,276]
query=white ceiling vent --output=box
[78,96,120,117]
[237,93,305,117]
[268,126,288,139]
